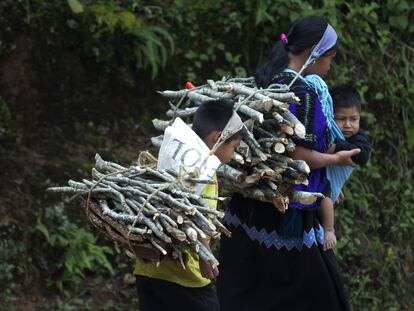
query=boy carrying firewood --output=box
[134,99,243,311]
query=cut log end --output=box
[294,124,306,139]
[273,142,286,154]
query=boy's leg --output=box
[136,276,164,311]
[136,276,219,311]
[318,197,337,250]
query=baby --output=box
[319,83,372,250]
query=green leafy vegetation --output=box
[36,217,114,290]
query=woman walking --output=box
[217,16,358,311]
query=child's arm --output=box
[335,130,372,165]
[198,238,219,279]
[198,178,219,279]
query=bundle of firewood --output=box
[47,154,226,267]
[47,77,324,267]
[151,77,324,212]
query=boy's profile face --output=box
[214,137,242,164]
[334,106,360,138]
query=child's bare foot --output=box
[324,230,337,250]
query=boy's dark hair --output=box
[192,99,243,142]
[255,16,339,88]
[330,83,361,112]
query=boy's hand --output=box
[198,237,219,279]
[199,258,219,279]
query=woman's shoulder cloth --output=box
[272,72,315,94]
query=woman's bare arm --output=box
[291,146,361,170]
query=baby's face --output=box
[334,106,360,138]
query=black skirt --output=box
[217,194,351,311]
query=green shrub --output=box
[36,217,114,290]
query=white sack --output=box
[157,117,221,194]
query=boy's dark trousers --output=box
[136,276,219,311]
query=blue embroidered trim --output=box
[224,212,324,251]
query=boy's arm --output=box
[334,130,371,165]
[198,176,219,279]
[198,238,219,279]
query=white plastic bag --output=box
[157,117,221,194]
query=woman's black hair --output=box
[255,16,338,88]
